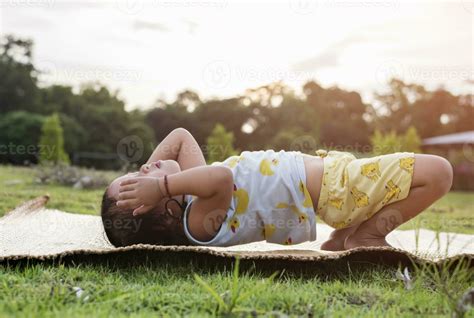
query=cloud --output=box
[132,20,170,32]
[183,19,198,35]
[292,34,366,72]
[1,8,57,30]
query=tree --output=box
[206,123,237,163]
[0,111,45,164]
[374,79,471,138]
[269,130,302,151]
[58,113,87,159]
[411,88,460,138]
[370,130,402,155]
[193,97,251,150]
[303,80,371,148]
[0,35,40,113]
[38,113,70,164]
[402,126,422,153]
[126,110,156,164]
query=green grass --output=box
[1,165,472,233]
[1,260,473,317]
[399,191,474,234]
[0,165,119,216]
[1,165,473,317]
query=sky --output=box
[0,0,472,110]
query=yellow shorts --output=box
[314,150,415,229]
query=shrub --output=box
[38,113,70,164]
[371,127,422,155]
[370,130,402,155]
[206,123,238,163]
[401,126,422,153]
[0,111,45,164]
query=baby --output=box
[101,128,453,251]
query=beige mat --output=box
[1,196,472,266]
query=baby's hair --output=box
[101,188,189,247]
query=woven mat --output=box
[1,196,472,267]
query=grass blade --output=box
[193,273,227,310]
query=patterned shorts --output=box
[314,150,415,229]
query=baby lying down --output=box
[101,128,453,251]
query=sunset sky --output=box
[1,0,472,109]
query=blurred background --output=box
[0,0,473,191]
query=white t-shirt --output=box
[182,149,317,246]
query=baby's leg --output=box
[345,154,453,249]
[321,225,359,251]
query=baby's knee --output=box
[428,156,453,195]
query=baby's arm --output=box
[117,165,234,240]
[166,165,234,241]
[146,127,206,170]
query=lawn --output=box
[0,165,473,317]
[1,165,472,233]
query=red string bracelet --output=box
[164,175,172,198]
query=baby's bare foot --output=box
[321,238,345,251]
[344,233,391,250]
[321,227,359,251]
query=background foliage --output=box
[38,113,69,164]
[0,35,472,188]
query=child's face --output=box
[107,160,181,200]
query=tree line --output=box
[0,35,472,171]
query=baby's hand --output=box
[117,177,164,216]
